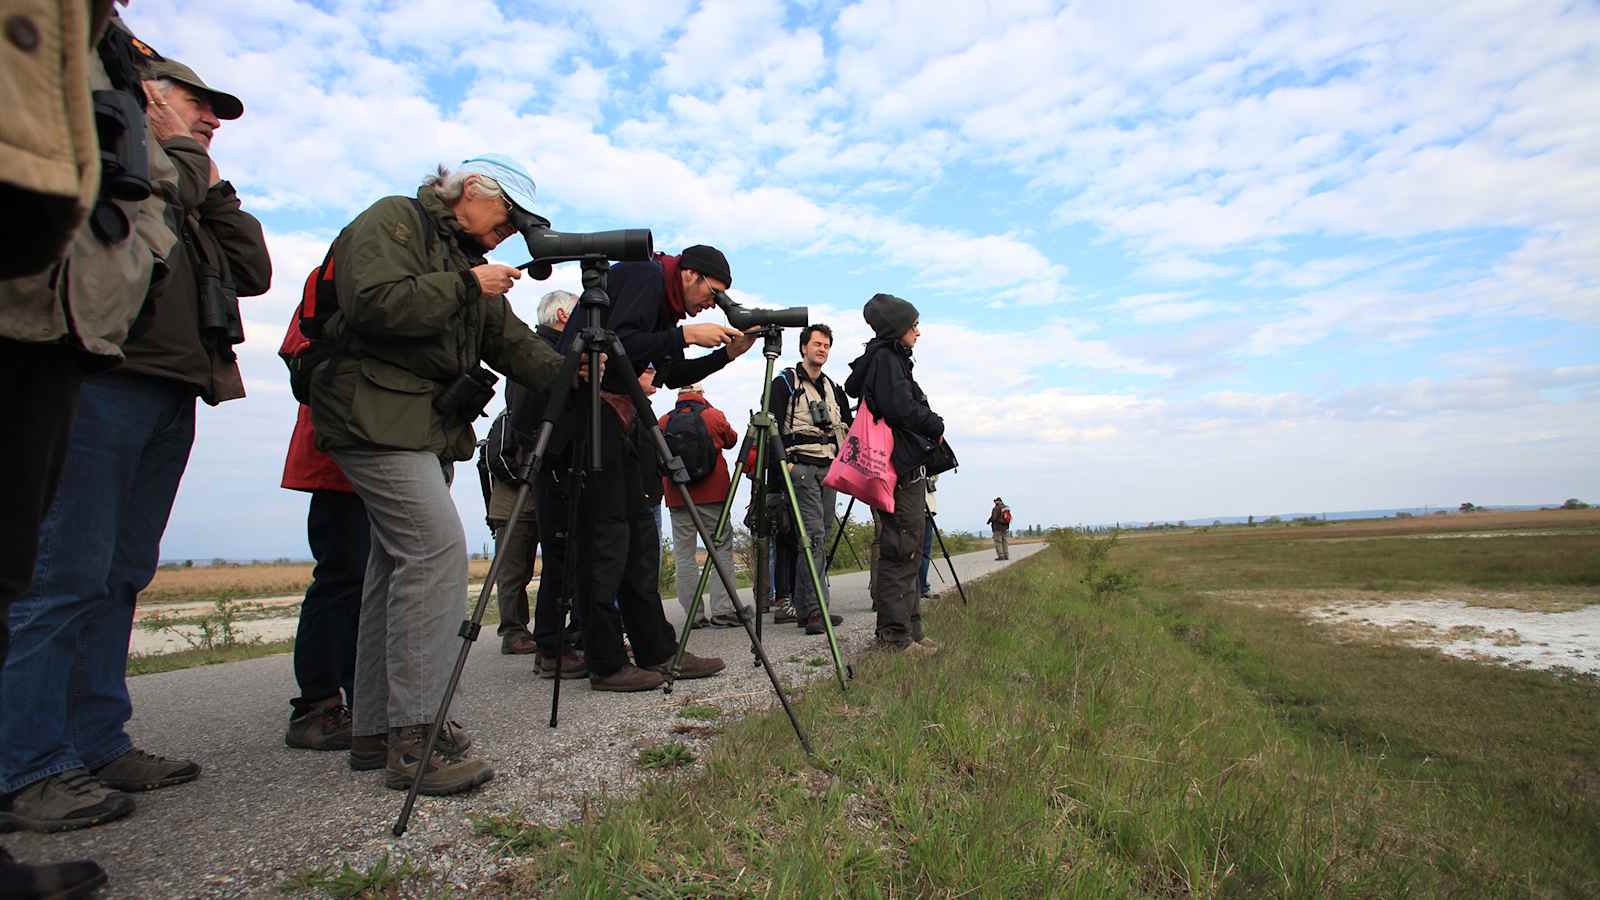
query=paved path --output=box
[9,544,1043,898]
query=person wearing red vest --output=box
[278,307,367,759]
[658,385,744,626]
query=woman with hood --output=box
[844,293,945,655]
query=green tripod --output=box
[662,326,852,694]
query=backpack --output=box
[1001,508,1013,526]
[663,399,717,482]
[481,409,522,485]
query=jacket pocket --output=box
[349,357,435,449]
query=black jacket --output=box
[844,339,944,478]
[561,259,732,393]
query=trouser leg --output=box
[790,463,831,620]
[874,479,927,647]
[532,467,579,657]
[918,520,934,595]
[669,507,702,621]
[492,508,537,637]
[291,490,368,716]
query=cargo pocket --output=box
[349,358,435,449]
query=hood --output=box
[845,338,910,398]
[863,292,918,340]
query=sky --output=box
[121,0,1599,560]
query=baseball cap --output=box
[459,154,537,213]
[143,58,243,120]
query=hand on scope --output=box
[471,264,522,296]
[682,323,743,349]
[726,327,760,359]
[575,352,606,385]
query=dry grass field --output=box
[143,558,496,606]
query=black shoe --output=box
[0,845,107,899]
[801,613,843,635]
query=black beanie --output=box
[863,292,919,340]
[679,244,732,288]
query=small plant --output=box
[638,741,696,769]
[282,852,430,898]
[138,597,264,651]
[678,704,721,721]
[806,656,828,667]
[471,814,567,855]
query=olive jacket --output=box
[309,187,563,461]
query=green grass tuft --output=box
[281,852,431,898]
[637,741,697,770]
[677,704,722,721]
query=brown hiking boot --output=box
[801,612,844,635]
[0,769,133,833]
[383,725,493,796]
[916,638,940,652]
[0,845,107,898]
[535,651,589,680]
[589,664,666,692]
[349,721,472,771]
[500,631,537,655]
[285,699,352,751]
[648,652,725,680]
[90,748,199,792]
[904,640,939,657]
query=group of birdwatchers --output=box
[0,8,1002,896]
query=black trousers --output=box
[0,343,84,668]
[872,477,927,647]
[533,467,584,658]
[551,406,676,678]
[290,489,368,717]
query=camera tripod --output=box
[827,496,969,605]
[394,259,812,837]
[662,326,851,694]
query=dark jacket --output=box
[309,187,562,461]
[845,339,944,479]
[768,366,853,465]
[122,135,271,404]
[561,259,733,393]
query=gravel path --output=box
[8,544,1041,898]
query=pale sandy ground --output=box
[1308,600,1600,675]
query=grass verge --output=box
[127,639,292,676]
[490,533,1598,897]
[282,852,433,898]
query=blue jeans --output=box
[0,372,195,794]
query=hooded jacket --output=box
[844,293,944,479]
[308,186,563,461]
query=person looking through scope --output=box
[306,155,568,797]
[539,245,757,692]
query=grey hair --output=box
[423,164,506,206]
[537,290,578,327]
[150,77,180,96]
[680,383,705,393]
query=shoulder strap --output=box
[407,197,436,257]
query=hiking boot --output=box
[0,846,107,898]
[536,652,589,680]
[589,665,666,692]
[383,725,493,796]
[706,613,743,628]
[772,599,797,624]
[90,749,199,792]
[801,612,844,635]
[285,699,352,751]
[349,721,472,771]
[904,640,939,657]
[916,638,941,652]
[500,632,537,655]
[688,618,711,630]
[648,651,725,681]
[0,769,133,833]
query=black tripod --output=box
[393,259,812,837]
[663,326,850,693]
[827,496,968,605]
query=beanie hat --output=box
[679,245,732,287]
[863,292,919,340]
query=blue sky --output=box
[123,0,1599,560]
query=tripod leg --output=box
[843,530,863,570]
[769,429,851,689]
[549,461,586,727]
[825,495,856,570]
[931,516,968,606]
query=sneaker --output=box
[535,652,589,680]
[0,769,133,833]
[349,721,472,771]
[772,599,797,624]
[500,632,538,655]
[647,651,725,680]
[589,665,666,692]
[90,749,199,793]
[383,725,493,796]
[801,613,844,635]
[0,845,107,898]
[706,613,742,628]
[285,699,352,751]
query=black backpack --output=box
[663,399,717,482]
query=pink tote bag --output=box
[823,400,898,512]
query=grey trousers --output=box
[789,462,835,620]
[487,476,538,638]
[993,528,1009,559]
[872,478,926,647]
[670,505,736,620]
[330,448,466,737]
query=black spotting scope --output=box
[511,209,653,280]
[714,289,808,329]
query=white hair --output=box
[423,164,506,206]
[537,290,577,327]
[680,383,705,393]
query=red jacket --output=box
[659,392,737,508]
[279,303,354,494]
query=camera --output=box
[713,289,808,330]
[807,398,833,430]
[509,208,653,279]
[435,365,499,421]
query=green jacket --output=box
[309,186,562,461]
